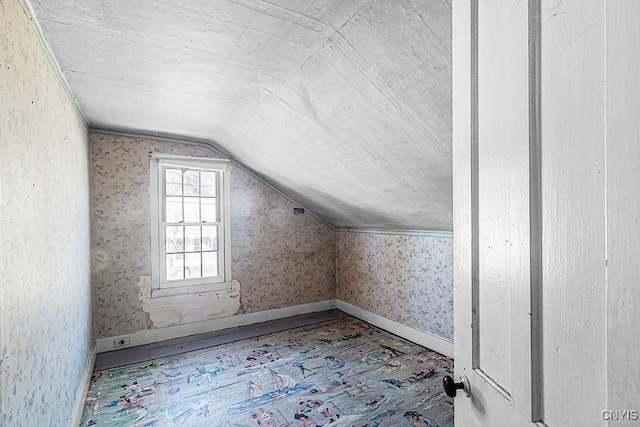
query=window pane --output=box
[166,254,184,281]
[156,160,227,288]
[183,170,200,196]
[165,169,183,196]
[201,172,216,197]
[201,198,217,222]
[166,197,183,223]
[184,197,199,222]
[184,226,200,252]
[185,253,202,278]
[202,226,218,251]
[165,226,183,253]
[203,251,218,277]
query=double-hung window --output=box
[149,154,231,296]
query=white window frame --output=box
[149,153,232,298]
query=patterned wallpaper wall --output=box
[90,132,337,338]
[337,231,454,341]
[0,1,92,425]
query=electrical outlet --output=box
[114,337,130,348]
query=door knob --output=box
[443,374,470,398]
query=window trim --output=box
[149,153,232,297]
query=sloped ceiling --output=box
[30,0,452,230]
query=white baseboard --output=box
[96,299,453,359]
[69,344,97,427]
[335,300,454,358]
[96,300,338,353]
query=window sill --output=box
[151,281,233,299]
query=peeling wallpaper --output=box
[90,132,337,338]
[90,132,455,344]
[0,3,455,422]
[337,231,454,341]
[0,0,92,425]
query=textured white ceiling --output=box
[31,0,452,230]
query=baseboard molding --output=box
[335,300,454,358]
[69,344,97,427]
[96,300,337,353]
[96,299,453,359]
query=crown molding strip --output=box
[337,228,453,238]
[18,0,89,128]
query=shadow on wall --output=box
[276,184,398,230]
[336,230,454,342]
[90,132,336,339]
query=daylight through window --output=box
[150,154,231,294]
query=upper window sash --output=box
[150,153,230,171]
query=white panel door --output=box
[452,0,538,425]
[452,1,640,426]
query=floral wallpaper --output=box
[90,132,337,338]
[337,231,454,341]
[0,4,455,424]
[1,1,92,425]
[90,132,455,343]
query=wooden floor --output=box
[94,309,349,371]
